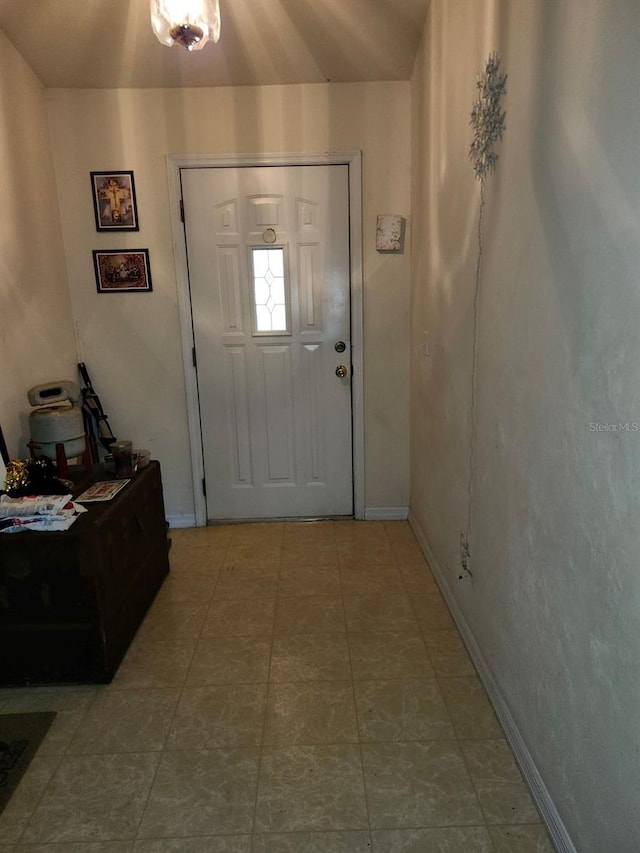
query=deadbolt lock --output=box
[335,341,346,353]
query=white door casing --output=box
[168,154,364,524]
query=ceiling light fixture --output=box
[150,0,221,51]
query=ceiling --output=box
[0,0,429,89]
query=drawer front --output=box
[0,542,95,626]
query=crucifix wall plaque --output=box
[90,171,139,232]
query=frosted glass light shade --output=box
[150,0,221,51]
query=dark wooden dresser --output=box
[0,461,170,684]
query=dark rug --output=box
[0,712,56,814]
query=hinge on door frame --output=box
[192,346,197,368]
[202,477,207,497]
[180,199,185,222]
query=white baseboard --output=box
[166,513,197,529]
[364,506,409,520]
[408,510,576,853]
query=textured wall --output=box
[46,82,411,519]
[0,32,77,458]
[411,1,640,849]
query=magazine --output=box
[76,480,130,502]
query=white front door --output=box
[181,164,353,520]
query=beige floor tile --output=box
[169,529,226,565]
[202,598,276,637]
[280,540,340,568]
[439,677,503,740]
[154,571,218,605]
[223,543,282,570]
[229,522,284,545]
[411,593,456,632]
[167,684,267,749]
[343,594,418,632]
[178,525,234,548]
[21,753,160,843]
[383,522,430,567]
[423,630,477,678]
[252,831,372,852]
[278,565,342,597]
[270,634,351,682]
[169,549,227,574]
[186,636,271,685]
[339,564,405,596]
[133,839,251,853]
[389,545,430,568]
[108,638,197,690]
[213,566,280,599]
[354,678,455,741]
[489,824,555,852]
[337,544,395,568]
[335,522,394,567]
[275,596,346,633]
[282,520,336,543]
[362,740,483,828]
[370,826,494,852]
[67,688,180,754]
[461,740,541,825]
[399,564,440,596]
[348,632,434,680]
[255,744,368,832]
[169,535,218,556]
[263,681,358,745]
[381,520,415,541]
[137,600,209,641]
[137,749,259,838]
[169,527,232,572]
[0,753,61,846]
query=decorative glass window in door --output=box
[250,247,290,334]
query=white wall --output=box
[0,32,77,458]
[46,82,411,520]
[411,1,640,850]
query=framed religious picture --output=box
[0,422,9,465]
[93,249,153,293]
[90,170,139,231]
[0,422,8,491]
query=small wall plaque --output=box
[376,214,405,253]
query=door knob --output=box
[335,365,348,378]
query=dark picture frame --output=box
[0,422,8,491]
[93,249,153,293]
[0,423,9,465]
[90,170,139,231]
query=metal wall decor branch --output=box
[469,53,507,180]
[462,54,507,581]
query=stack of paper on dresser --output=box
[0,493,87,533]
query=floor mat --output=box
[0,712,56,814]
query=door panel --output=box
[181,165,352,520]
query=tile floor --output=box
[0,520,555,852]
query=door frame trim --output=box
[167,151,365,525]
